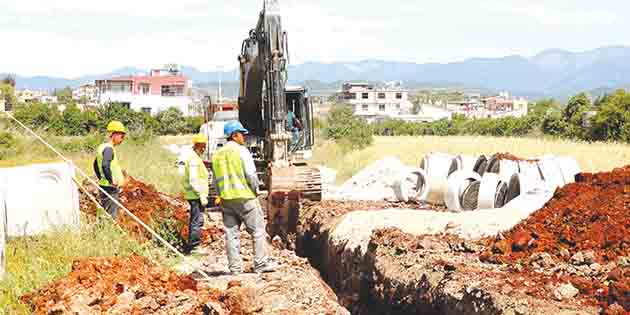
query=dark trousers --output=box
[187,199,204,249]
[99,186,120,219]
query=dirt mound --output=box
[80,177,222,246]
[482,166,630,313]
[20,256,245,315]
[492,152,539,162]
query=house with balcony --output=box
[73,84,98,104]
[337,82,412,122]
[95,66,194,115]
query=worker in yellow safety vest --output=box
[182,134,210,254]
[211,121,278,274]
[93,121,127,219]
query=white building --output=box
[95,65,194,115]
[337,82,412,121]
[72,84,98,104]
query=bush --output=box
[325,104,373,150]
[155,107,187,135]
[589,89,630,142]
[0,131,19,160]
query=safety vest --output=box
[211,144,256,200]
[183,152,210,200]
[96,142,124,187]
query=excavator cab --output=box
[285,86,315,160]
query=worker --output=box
[182,134,210,254]
[286,108,302,151]
[212,121,278,274]
[93,120,127,219]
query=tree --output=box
[325,104,373,150]
[0,82,17,111]
[54,86,73,103]
[529,98,560,117]
[61,104,87,136]
[589,89,630,142]
[1,75,16,87]
[155,107,187,135]
[562,93,592,139]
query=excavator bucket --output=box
[266,166,321,241]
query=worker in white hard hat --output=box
[211,121,278,274]
[182,134,210,254]
[93,120,127,219]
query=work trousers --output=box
[221,198,268,272]
[187,199,204,249]
[99,186,120,220]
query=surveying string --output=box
[3,111,211,279]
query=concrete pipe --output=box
[487,159,519,184]
[420,153,454,205]
[554,156,581,184]
[444,170,481,211]
[461,180,481,211]
[473,155,489,176]
[477,173,509,209]
[506,172,546,204]
[394,168,429,203]
[537,156,566,192]
[447,155,478,176]
[517,160,543,181]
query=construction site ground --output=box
[18,165,630,315]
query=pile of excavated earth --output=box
[22,156,629,315]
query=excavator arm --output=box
[238,0,290,165]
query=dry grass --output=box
[312,136,630,184]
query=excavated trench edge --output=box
[290,206,589,315]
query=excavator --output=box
[233,0,321,240]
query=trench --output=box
[288,203,505,315]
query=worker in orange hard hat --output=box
[182,134,210,255]
[93,121,127,219]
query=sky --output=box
[1,0,629,78]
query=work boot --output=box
[254,261,280,274]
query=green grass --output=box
[312,135,630,184]
[0,217,168,315]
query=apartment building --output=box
[337,82,412,121]
[72,84,98,104]
[95,65,194,115]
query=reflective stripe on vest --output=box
[211,145,256,200]
[96,142,123,187]
[183,152,210,200]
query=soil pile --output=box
[492,152,539,162]
[20,256,245,315]
[80,177,222,246]
[483,166,630,313]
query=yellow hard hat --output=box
[192,134,208,144]
[106,121,126,134]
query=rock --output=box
[492,240,511,255]
[531,252,555,268]
[608,268,623,282]
[582,251,596,265]
[589,263,602,274]
[559,248,570,258]
[570,252,585,265]
[617,256,630,268]
[511,230,531,252]
[203,300,227,315]
[553,283,579,301]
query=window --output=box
[378,104,386,112]
[362,104,369,112]
[161,85,184,96]
[362,93,369,99]
[141,107,151,114]
[378,92,386,99]
[140,84,150,95]
[353,93,358,100]
[396,92,403,99]
[396,104,401,109]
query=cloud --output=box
[1,0,629,77]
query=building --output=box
[447,91,529,118]
[95,65,194,115]
[16,89,45,103]
[337,82,412,121]
[72,84,98,104]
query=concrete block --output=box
[0,162,80,237]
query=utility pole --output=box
[217,65,224,104]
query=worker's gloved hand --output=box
[214,196,222,206]
[200,195,209,207]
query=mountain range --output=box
[3,46,630,99]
